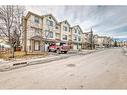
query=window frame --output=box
[62,34,67,40]
[46,19,53,26]
[63,26,68,31]
[45,30,54,38]
[34,16,40,23]
[35,28,41,36]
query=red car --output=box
[48,43,70,54]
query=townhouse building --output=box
[22,12,43,52]
[0,37,11,52]
[93,34,99,48]
[117,41,127,47]
[59,20,71,46]
[123,41,127,46]
[82,32,89,49]
[96,36,112,48]
[22,11,113,52]
[42,14,59,51]
[87,31,94,49]
[22,11,84,52]
[70,25,83,50]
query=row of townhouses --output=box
[21,11,83,52]
[82,32,113,49]
[117,41,127,47]
[20,11,113,52]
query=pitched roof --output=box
[71,25,83,33]
[59,20,71,26]
[25,11,42,19]
[42,14,58,24]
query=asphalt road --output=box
[0,48,127,89]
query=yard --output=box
[0,51,48,61]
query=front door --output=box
[34,41,40,51]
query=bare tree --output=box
[44,25,55,52]
[14,6,25,47]
[0,5,25,58]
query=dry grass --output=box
[0,51,48,60]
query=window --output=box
[74,36,77,41]
[46,19,53,26]
[56,26,58,29]
[63,35,67,40]
[56,33,60,38]
[78,30,81,35]
[45,30,53,38]
[69,29,71,32]
[35,28,41,36]
[78,37,81,41]
[49,32,53,38]
[49,16,51,19]
[63,26,67,31]
[34,16,39,23]
[75,29,77,33]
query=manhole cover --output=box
[80,85,84,88]
[67,64,76,67]
[70,74,74,76]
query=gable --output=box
[44,14,58,24]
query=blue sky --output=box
[25,6,127,40]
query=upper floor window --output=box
[35,28,41,36]
[78,37,81,41]
[34,16,39,23]
[74,29,77,33]
[56,26,58,29]
[46,19,53,26]
[45,30,53,38]
[56,33,60,38]
[69,28,71,32]
[63,26,67,31]
[63,35,67,40]
[74,36,77,41]
[78,30,81,35]
[49,16,51,19]
[49,31,53,38]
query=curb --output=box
[0,55,73,72]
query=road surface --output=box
[0,48,127,89]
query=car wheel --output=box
[64,51,67,54]
[48,49,50,52]
[56,49,60,54]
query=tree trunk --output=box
[12,46,15,58]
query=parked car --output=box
[48,43,70,54]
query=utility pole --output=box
[90,28,93,50]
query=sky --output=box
[25,5,127,41]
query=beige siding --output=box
[42,16,57,40]
[60,21,70,42]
